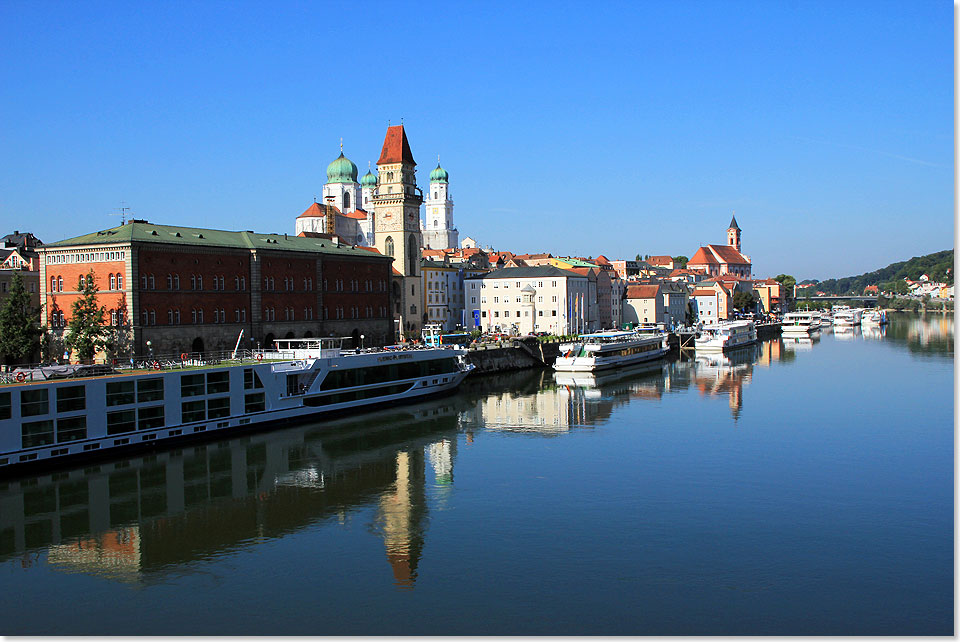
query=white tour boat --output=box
[0,338,475,474]
[695,320,757,352]
[781,311,822,335]
[861,309,887,326]
[832,307,862,327]
[553,330,669,372]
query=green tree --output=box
[672,255,689,268]
[774,274,797,289]
[0,271,41,364]
[732,291,756,311]
[64,270,109,363]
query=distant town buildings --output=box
[687,215,752,279]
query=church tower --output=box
[727,213,741,252]
[422,159,458,250]
[322,143,360,213]
[360,162,378,213]
[373,124,424,339]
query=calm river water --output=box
[0,313,953,635]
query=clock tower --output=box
[373,124,424,339]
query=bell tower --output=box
[727,213,741,252]
[373,124,424,339]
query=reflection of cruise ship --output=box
[782,334,820,350]
[0,396,468,589]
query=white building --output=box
[421,161,458,250]
[465,266,594,335]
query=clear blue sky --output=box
[0,0,952,281]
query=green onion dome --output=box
[429,162,449,184]
[326,152,359,184]
[360,168,377,188]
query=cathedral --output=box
[295,132,459,252]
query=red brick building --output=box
[39,220,394,360]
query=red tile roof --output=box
[689,244,750,266]
[297,202,341,219]
[691,289,716,297]
[341,210,368,220]
[625,284,660,299]
[648,255,673,266]
[377,125,416,165]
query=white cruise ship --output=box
[695,320,757,352]
[0,339,474,474]
[553,330,669,372]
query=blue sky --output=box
[0,0,952,280]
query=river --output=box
[0,312,953,635]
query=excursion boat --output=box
[861,310,887,326]
[695,320,757,352]
[832,308,861,327]
[781,311,822,335]
[0,338,475,474]
[553,330,669,372]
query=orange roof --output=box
[691,289,716,297]
[378,125,416,165]
[625,284,660,299]
[356,245,382,254]
[648,255,673,266]
[296,231,336,239]
[689,244,750,266]
[298,202,341,219]
[593,255,612,266]
[391,266,403,276]
[341,210,368,220]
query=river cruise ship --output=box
[695,320,757,352]
[0,339,474,474]
[553,330,669,372]
[781,311,822,335]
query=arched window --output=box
[385,236,394,257]
[387,172,394,182]
[343,191,351,210]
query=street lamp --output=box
[146,340,153,361]
[360,334,365,350]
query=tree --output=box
[774,274,797,289]
[64,270,110,363]
[732,291,756,312]
[672,255,689,268]
[0,271,41,364]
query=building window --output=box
[385,236,394,257]
[117,275,123,289]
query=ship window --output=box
[22,420,54,448]
[138,406,165,430]
[56,385,86,413]
[57,416,87,442]
[138,378,164,403]
[207,371,229,395]
[20,389,49,417]
[0,392,9,420]
[207,397,231,419]
[181,374,205,397]
[182,400,206,423]
[106,381,135,406]
[245,392,266,413]
[243,369,264,390]
[107,409,137,434]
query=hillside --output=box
[797,250,953,295]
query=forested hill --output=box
[798,250,953,295]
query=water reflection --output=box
[1,313,948,596]
[0,396,471,589]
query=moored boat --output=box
[0,338,475,474]
[781,311,822,335]
[695,320,757,352]
[861,309,887,326]
[554,330,669,372]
